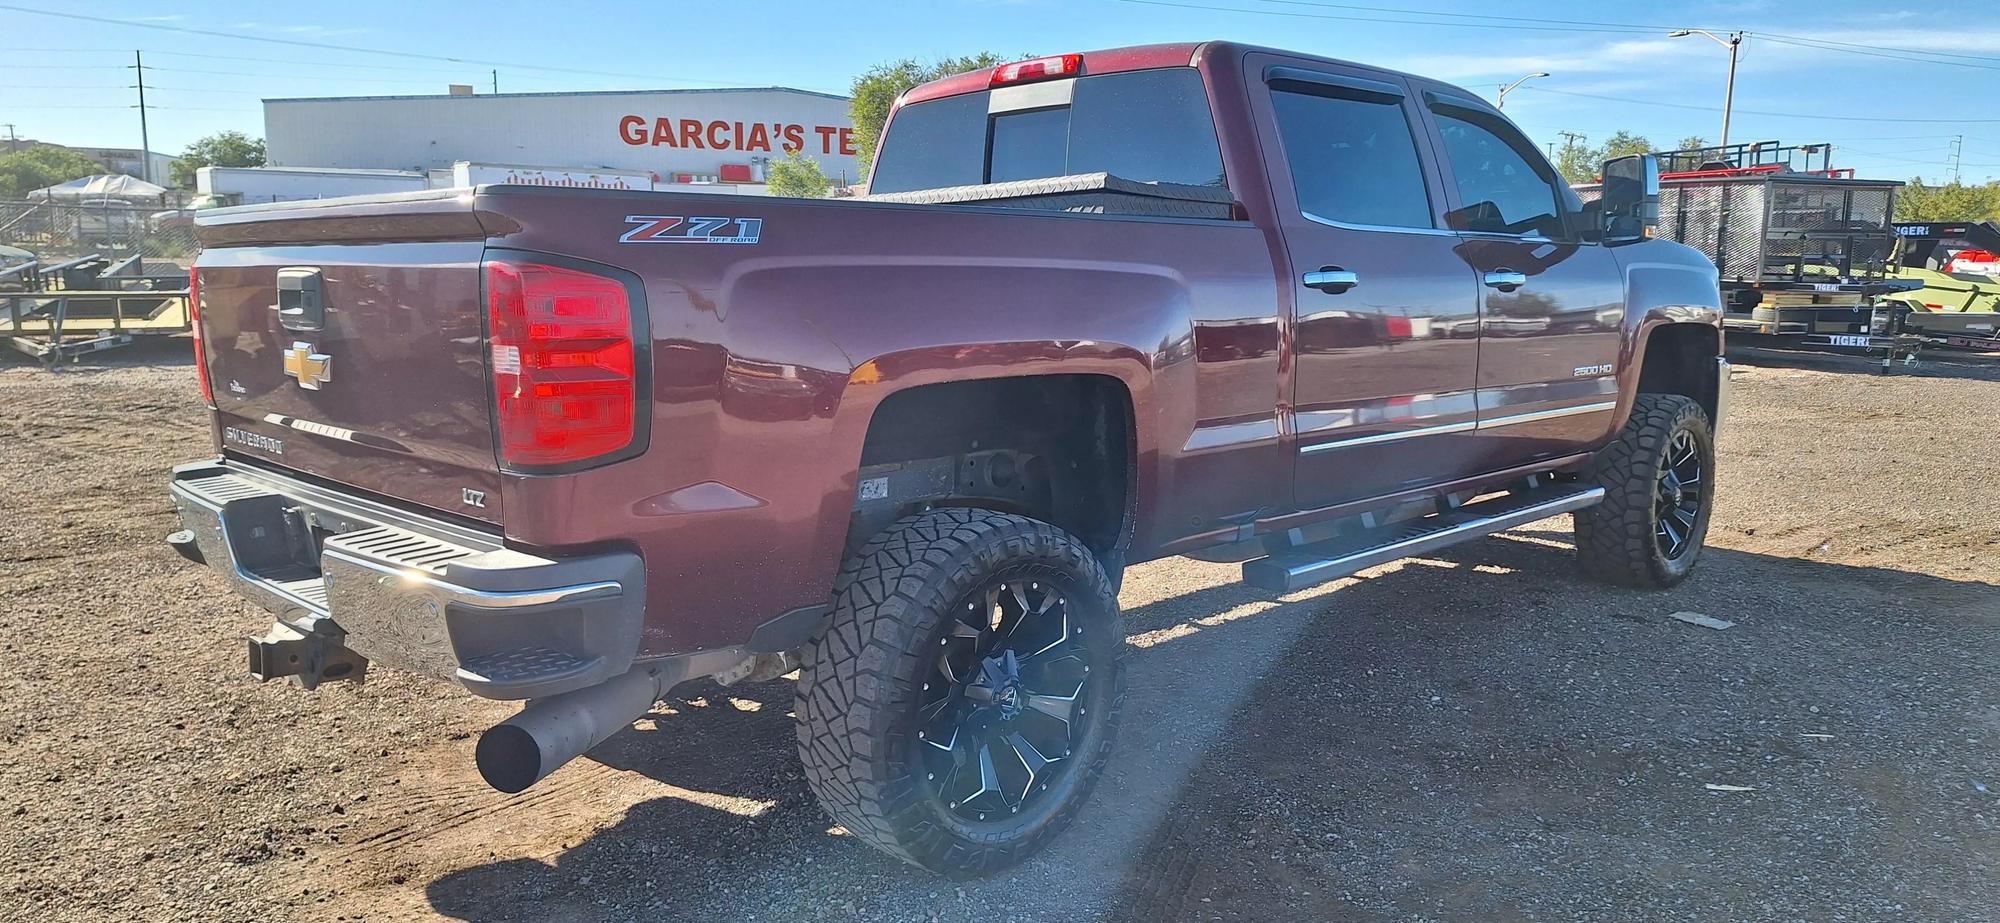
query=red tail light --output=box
[188,266,214,408]
[990,53,1082,86]
[484,257,642,468]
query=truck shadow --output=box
[0,333,196,371]
[1730,341,2000,382]
[425,533,1999,922]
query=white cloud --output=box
[229,21,368,38]
[1391,38,1704,84]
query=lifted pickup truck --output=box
[168,42,1728,874]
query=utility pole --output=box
[1557,131,1587,157]
[1949,135,1963,184]
[132,50,153,184]
[2,123,17,155]
[492,69,499,94]
[1669,29,1743,150]
[1495,71,1550,110]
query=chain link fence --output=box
[0,199,200,264]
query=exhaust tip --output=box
[475,723,544,794]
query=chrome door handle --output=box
[1304,268,1359,294]
[1483,269,1527,292]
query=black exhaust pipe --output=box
[475,666,669,794]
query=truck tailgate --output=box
[194,192,500,522]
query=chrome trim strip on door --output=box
[1298,420,1476,454]
[1300,210,1455,237]
[1476,401,1617,429]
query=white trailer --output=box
[194,166,428,207]
[444,162,659,191]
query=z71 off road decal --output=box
[620,215,763,245]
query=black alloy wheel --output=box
[1655,428,1705,560]
[917,575,1093,823]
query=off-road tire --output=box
[795,508,1126,876]
[1574,393,1715,588]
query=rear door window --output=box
[870,68,1227,193]
[1267,83,1434,229]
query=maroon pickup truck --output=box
[168,42,1728,874]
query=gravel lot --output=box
[2,341,1996,922]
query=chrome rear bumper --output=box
[168,458,644,699]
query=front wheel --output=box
[795,508,1125,876]
[1574,393,1716,588]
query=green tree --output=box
[1601,130,1654,160]
[1677,135,1709,151]
[171,130,265,188]
[849,52,1015,180]
[1552,130,1657,183]
[765,149,832,198]
[1896,178,2000,222]
[1554,134,1598,184]
[0,145,106,197]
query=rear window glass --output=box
[870,68,1227,194]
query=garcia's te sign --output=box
[620,116,857,157]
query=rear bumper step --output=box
[1241,484,1604,593]
[168,458,645,699]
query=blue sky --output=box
[1,0,1995,183]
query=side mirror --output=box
[1600,153,1659,245]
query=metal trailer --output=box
[1886,220,2000,352]
[1580,143,1924,370]
[0,253,191,365]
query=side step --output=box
[1241,484,1604,593]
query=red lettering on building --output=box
[619,115,648,146]
[618,116,851,156]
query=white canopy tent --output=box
[26,174,171,201]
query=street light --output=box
[1670,28,1743,149]
[1496,72,1550,109]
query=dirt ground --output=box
[2,340,1996,923]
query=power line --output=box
[1754,31,2000,65]
[1109,0,2000,72]
[1755,34,2000,72]
[1107,0,1662,33]
[1519,86,2000,124]
[1234,0,1669,33]
[0,4,843,92]
[1238,0,2000,67]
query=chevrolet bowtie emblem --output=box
[282,341,332,390]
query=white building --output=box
[262,87,859,192]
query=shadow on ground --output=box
[1730,340,2000,383]
[425,534,2000,922]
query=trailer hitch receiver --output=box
[248,621,367,690]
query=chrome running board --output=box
[1241,484,1604,593]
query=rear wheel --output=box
[796,508,1125,875]
[1574,393,1716,588]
